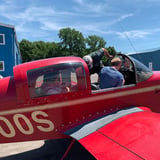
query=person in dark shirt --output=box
[119,57,136,85]
[83,48,113,75]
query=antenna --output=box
[119,22,137,53]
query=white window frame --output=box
[0,61,5,71]
[0,34,5,45]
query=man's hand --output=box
[102,48,113,59]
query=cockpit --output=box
[119,54,153,85]
[27,62,88,98]
[27,54,153,98]
[91,54,153,90]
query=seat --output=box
[35,87,46,96]
[91,83,99,90]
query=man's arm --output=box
[102,48,113,59]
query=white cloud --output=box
[116,27,160,39]
[117,14,134,22]
[40,21,63,31]
[117,30,150,39]
[1,0,160,54]
[73,0,108,13]
[0,0,134,37]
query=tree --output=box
[31,41,48,60]
[46,42,61,58]
[103,46,117,66]
[19,28,119,62]
[19,39,34,62]
[19,40,63,62]
[85,35,106,53]
[107,46,117,57]
[58,28,85,56]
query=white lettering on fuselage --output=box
[0,111,54,138]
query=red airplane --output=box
[1,53,160,159]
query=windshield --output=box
[129,56,153,82]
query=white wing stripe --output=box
[0,85,159,116]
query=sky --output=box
[1,0,160,54]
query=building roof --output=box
[127,47,160,55]
[0,23,15,29]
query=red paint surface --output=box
[80,111,160,159]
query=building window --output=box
[0,34,5,45]
[0,61,4,71]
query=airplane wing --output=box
[65,107,160,160]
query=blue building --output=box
[128,48,160,71]
[0,23,21,77]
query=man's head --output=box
[83,55,93,69]
[111,57,122,70]
[124,58,131,69]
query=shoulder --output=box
[90,48,104,57]
[100,66,111,74]
[101,66,110,71]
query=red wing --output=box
[65,107,160,160]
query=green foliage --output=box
[19,39,34,62]
[103,46,118,66]
[19,27,118,62]
[19,40,62,62]
[85,35,106,53]
[58,28,85,57]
